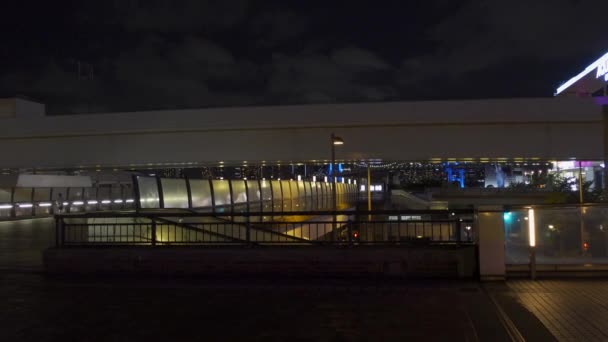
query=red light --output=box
[353,232,359,238]
[583,242,589,250]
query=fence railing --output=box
[55,209,476,247]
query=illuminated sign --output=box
[555,52,608,95]
[597,55,608,81]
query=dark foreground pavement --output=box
[0,218,577,341]
[1,271,560,342]
[499,280,608,341]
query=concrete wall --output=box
[43,246,477,278]
[0,97,602,168]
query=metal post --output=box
[185,177,193,209]
[155,175,164,209]
[530,246,537,280]
[10,187,15,218]
[132,175,141,212]
[209,178,216,213]
[331,133,338,242]
[367,164,372,221]
[65,187,71,214]
[246,216,251,244]
[579,161,586,257]
[151,220,157,246]
[578,161,584,204]
[347,218,353,245]
[30,187,36,217]
[49,187,54,215]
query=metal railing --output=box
[54,209,476,247]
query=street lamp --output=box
[331,133,344,241]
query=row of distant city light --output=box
[0,199,134,210]
[214,176,358,184]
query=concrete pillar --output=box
[476,205,506,281]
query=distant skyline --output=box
[1,1,607,114]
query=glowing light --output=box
[466,226,472,231]
[332,136,344,145]
[62,202,69,206]
[87,200,98,205]
[114,199,123,204]
[0,204,12,209]
[101,200,111,204]
[555,52,608,95]
[503,212,512,221]
[324,176,328,183]
[126,199,134,203]
[312,176,317,182]
[297,175,302,181]
[528,209,536,247]
[38,203,52,207]
[18,203,33,208]
[72,201,84,206]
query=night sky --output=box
[1,1,607,114]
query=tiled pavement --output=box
[504,280,608,342]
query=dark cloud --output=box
[398,0,608,95]
[0,1,606,113]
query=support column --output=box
[476,205,506,281]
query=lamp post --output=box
[331,133,344,242]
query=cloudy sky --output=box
[1,1,607,114]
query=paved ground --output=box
[1,273,522,341]
[505,280,608,341]
[5,218,608,341]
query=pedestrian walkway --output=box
[505,280,608,341]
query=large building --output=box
[1,51,608,197]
